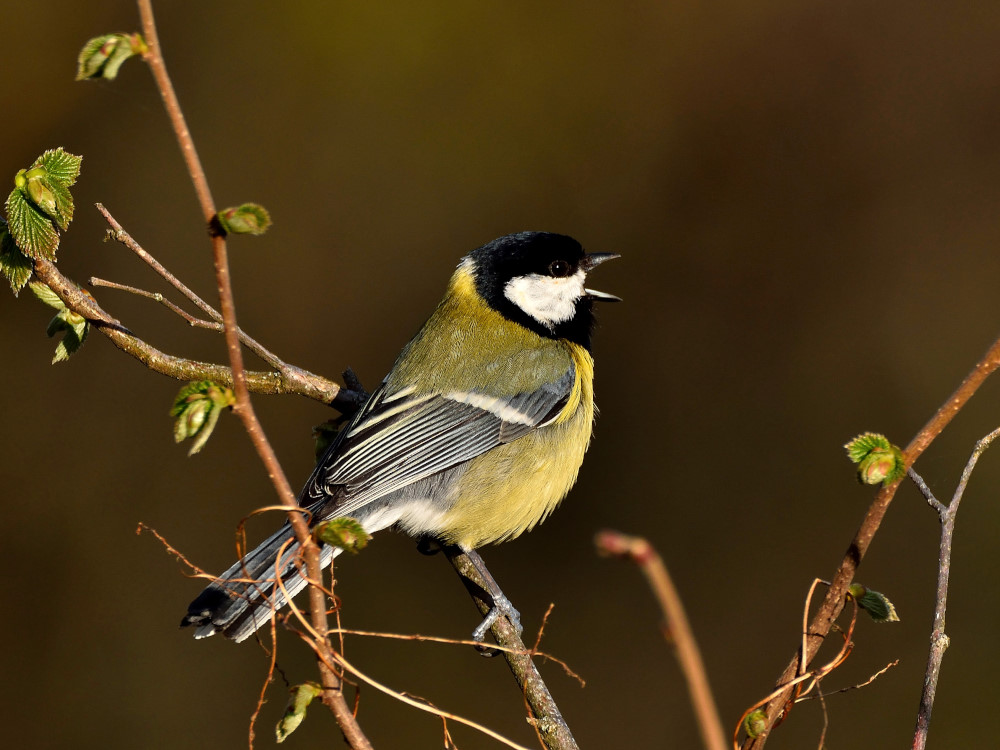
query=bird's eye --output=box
[548,260,571,278]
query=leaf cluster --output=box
[2,149,83,293]
[170,380,237,455]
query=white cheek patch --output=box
[503,270,586,328]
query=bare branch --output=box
[444,546,580,750]
[94,204,366,409]
[595,530,726,750]
[32,258,342,403]
[910,425,1000,750]
[89,276,224,330]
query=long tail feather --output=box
[181,522,340,643]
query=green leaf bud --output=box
[276,682,323,743]
[743,709,768,739]
[314,517,371,554]
[215,203,272,235]
[170,381,235,455]
[6,149,83,259]
[25,174,58,218]
[27,282,89,363]
[844,432,905,486]
[76,33,146,81]
[849,583,900,623]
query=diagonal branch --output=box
[444,547,580,750]
[135,2,369,747]
[33,257,340,402]
[91,205,365,411]
[743,333,1000,748]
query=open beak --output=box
[581,252,622,302]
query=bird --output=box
[181,231,619,643]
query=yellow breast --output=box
[439,343,595,549]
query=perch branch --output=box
[95,204,364,410]
[444,547,580,750]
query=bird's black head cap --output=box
[467,232,611,349]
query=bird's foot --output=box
[472,592,522,642]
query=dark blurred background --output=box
[4,2,1000,748]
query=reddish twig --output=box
[135,2,369,747]
[735,592,859,749]
[596,530,727,750]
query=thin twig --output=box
[908,425,1000,750]
[743,333,1000,748]
[272,556,534,750]
[96,204,221,321]
[734,597,858,749]
[135,2,370,748]
[444,547,580,750]
[89,276,224,330]
[324,627,584,683]
[595,530,727,750]
[795,659,898,702]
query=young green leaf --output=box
[170,381,236,456]
[844,432,905,486]
[314,517,371,554]
[0,222,32,295]
[29,281,67,310]
[48,309,90,364]
[848,583,900,623]
[29,283,89,363]
[35,149,82,189]
[276,682,323,743]
[847,583,899,622]
[215,203,272,235]
[76,33,147,81]
[6,190,59,260]
[6,149,83,260]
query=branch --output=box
[89,276,227,330]
[92,203,364,410]
[136,2,369,747]
[31,258,342,403]
[743,333,1000,748]
[444,547,580,750]
[908,425,1000,750]
[595,530,727,750]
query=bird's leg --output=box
[464,548,523,641]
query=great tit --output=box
[182,231,618,643]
